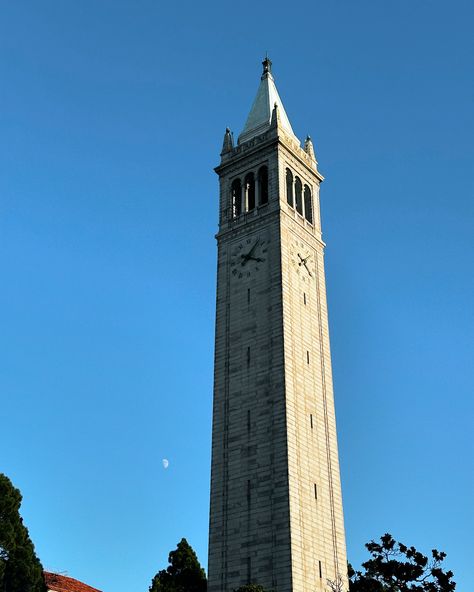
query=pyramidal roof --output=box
[238,57,297,144]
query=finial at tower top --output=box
[262,55,272,77]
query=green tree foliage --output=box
[0,473,45,592]
[150,538,207,592]
[349,533,455,592]
[234,585,268,592]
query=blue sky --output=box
[0,1,473,591]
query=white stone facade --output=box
[208,62,348,592]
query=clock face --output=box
[230,236,267,279]
[290,239,315,281]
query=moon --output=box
[162,458,169,469]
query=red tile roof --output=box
[44,572,102,592]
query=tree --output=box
[0,473,45,592]
[349,533,456,592]
[234,585,268,592]
[150,538,207,592]
[326,574,346,592]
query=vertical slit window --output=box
[304,184,313,223]
[295,177,303,215]
[286,169,294,207]
[247,479,251,502]
[247,346,251,366]
[247,410,251,432]
[314,483,318,499]
[247,288,250,305]
[303,292,307,305]
[307,350,310,364]
[258,166,268,205]
[245,173,255,212]
[319,561,322,578]
[310,414,313,429]
[231,179,242,218]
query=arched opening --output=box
[304,185,313,224]
[286,169,294,207]
[244,173,255,212]
[258,166,268,205]
[295,177,303,215]
[231,178,242,218]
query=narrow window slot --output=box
[319,561,322,579]
[247,409,251,432]
[310,414,313,429]
[303,292,306,305]
[247,288,250,305]
[307,350,310,364]
[247,346,251,366]
[314,483,318,499]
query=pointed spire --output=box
[303,135,319,170]
[270,102,280,129]
[221,127,234,155]
[304,135,316,162]
[238,57,297,144]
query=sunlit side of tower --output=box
[208,58,348,592]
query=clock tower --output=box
[208,58,348,592]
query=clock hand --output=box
[240,253,265,267]
[246,238,260,258]
[240,238,262,266]
[298,253,312,269]
[302,260,313,276]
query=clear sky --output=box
[0,1,473,591]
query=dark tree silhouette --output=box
[150,538,207,592]
[349,533,455,592]
[234,585,268,592]
[0,473,45,592]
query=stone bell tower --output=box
[208,57,348,592]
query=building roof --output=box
[238,57,297,145]
[44,572,102,592]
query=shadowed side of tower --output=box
[208,58,348,592]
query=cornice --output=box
[215,208,280,242]
[216,130,324,183]
[215,132,278,175]
[281,208,326,250]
